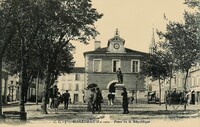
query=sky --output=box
[73,0,189,67]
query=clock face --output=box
[114,43,120,49]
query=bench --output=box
[3,111,27,120]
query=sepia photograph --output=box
[0,0,199,127]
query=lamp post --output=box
[135,80,138,104]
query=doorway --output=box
[109,82,116,93]
[74,94,79,103]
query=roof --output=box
[70,67,85,73]
[83,47,148,56]
[108,35,125,46]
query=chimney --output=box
[94,41,101,50]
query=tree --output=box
[35,0,103,114]
[158,10,199,110]
[0,0,17,116]
[141,50,172,105]
[0,0,103,116]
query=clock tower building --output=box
[84,29,147,103]
[107,29,126,53]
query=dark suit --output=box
[121,90,129,114]
[62,92,70,109]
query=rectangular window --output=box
[74,94,79,103]
[93,59,102,72]
[194,77,196,87]
[131,60,140,73]
[178,78,181,87]
[68,75,73,81]
[75,84,79,91]
[191,77,196,87]
[75,74,80,81]
[112,59,121,72]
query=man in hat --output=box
[89,88,97,114]
[62,90,70,110]
[121,87,129,114]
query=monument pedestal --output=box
[114,83,125,99]
[115,83,125,88]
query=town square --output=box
[0,0,200,126]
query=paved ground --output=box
[0,102,200,126]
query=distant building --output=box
[188,62,200,104]
[27,78,45,102]
[2,72,44,103]
[57,67,85,103]
[1,69,10,103]
[147,28,200,104]
[83,29,147,102]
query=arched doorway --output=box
[109,82,116,93]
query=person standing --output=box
[62,90,70,110]
[191,90,195,105]
[130,95,134,104]
[54,92,60,113]
[52,85,59,113]
[116,68,123,83]
[186,90,192,105]
[90,88,97,114]
[48,86,54,109]
[107,93,112,106]
[107,93,115,106]
[96,88,103,113]
[121,87,129,114]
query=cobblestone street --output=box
[1,102,200,126]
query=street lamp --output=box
[135,80,138,104]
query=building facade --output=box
[147,29,200,104]
[84,30,147,102]
[57,67,85,103]
[2,73,45,103]
[187,62,200,104]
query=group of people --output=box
[88,87,103,114]
[89,87,129,114]
[47,85,71,113]
[165,89,196,105]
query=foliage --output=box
[0,0,103,114]
[141,51,172,81]
[157,11,199,73]
[156,1,200,110]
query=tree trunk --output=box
[36,77,39,105]
[41,63,51,114]
[169,77,172,90]
[24,86,28,103]
[4,78,8,104]
[184,70,189,111]
[0,57,3,116]
[18,39,27,120]
[159,78,162,105]
[19,62,26,113]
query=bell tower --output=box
[149,28,157,54]
[107,29,125,53]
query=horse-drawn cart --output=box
[165,90,187,110]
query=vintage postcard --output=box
[0,0,199,127]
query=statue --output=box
[116,68,123,83]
